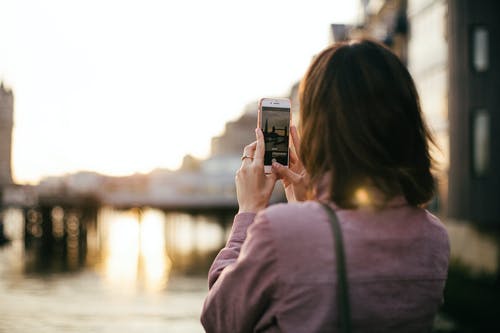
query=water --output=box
[0,208,227,333]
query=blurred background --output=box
[0,0,499,332]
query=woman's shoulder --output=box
[261,200,324,225]
[421,209,450,248]
[256,201,335,278]
[256,200,330,243]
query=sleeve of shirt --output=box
[200,211,278,333]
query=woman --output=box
[201,39,450,333]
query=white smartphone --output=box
[258,98,291,173]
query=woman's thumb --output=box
[272,162,300,183]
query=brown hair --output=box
[299,39,435,208]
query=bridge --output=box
[0,161,285,256]
[0,164,285,274]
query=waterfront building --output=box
[0,82,13,187]
[329,0,500,225]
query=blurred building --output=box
[406,0,449,212]
[408,0,499,224]
[210,101,258,157]
[446,0,499,224]
[329,0,500,225]
[206,101,258,182]
[350,0,409,63]
[0,82,14,186]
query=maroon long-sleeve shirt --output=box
[201,197,450,332]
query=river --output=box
[0,207,228,333]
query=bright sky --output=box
[0,0,358,184]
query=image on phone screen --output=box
[261,106,290,166]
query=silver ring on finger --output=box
[241,154,254,161]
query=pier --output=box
[0,168,284,273]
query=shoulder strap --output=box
[320,202,352,333]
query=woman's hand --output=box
[272,125,309,202]
[235,128,278,214]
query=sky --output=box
[0,0,359,184]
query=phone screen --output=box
[261,106,290,166]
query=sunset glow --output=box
[0,0,358,183]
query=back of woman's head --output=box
[299,39,435,208]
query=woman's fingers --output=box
[241,141,257,165]
[264,171,278,191]
[289,146,299,165]
[254,128,265,165]
[236,133,277,213]
[242,141,257,157]
[272,161,300,184]
[272,161,308,202]
[289,127,304,171]
[290,125,301,157]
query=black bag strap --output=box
[320,202,352,333]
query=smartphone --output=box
[258,98,291,173]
